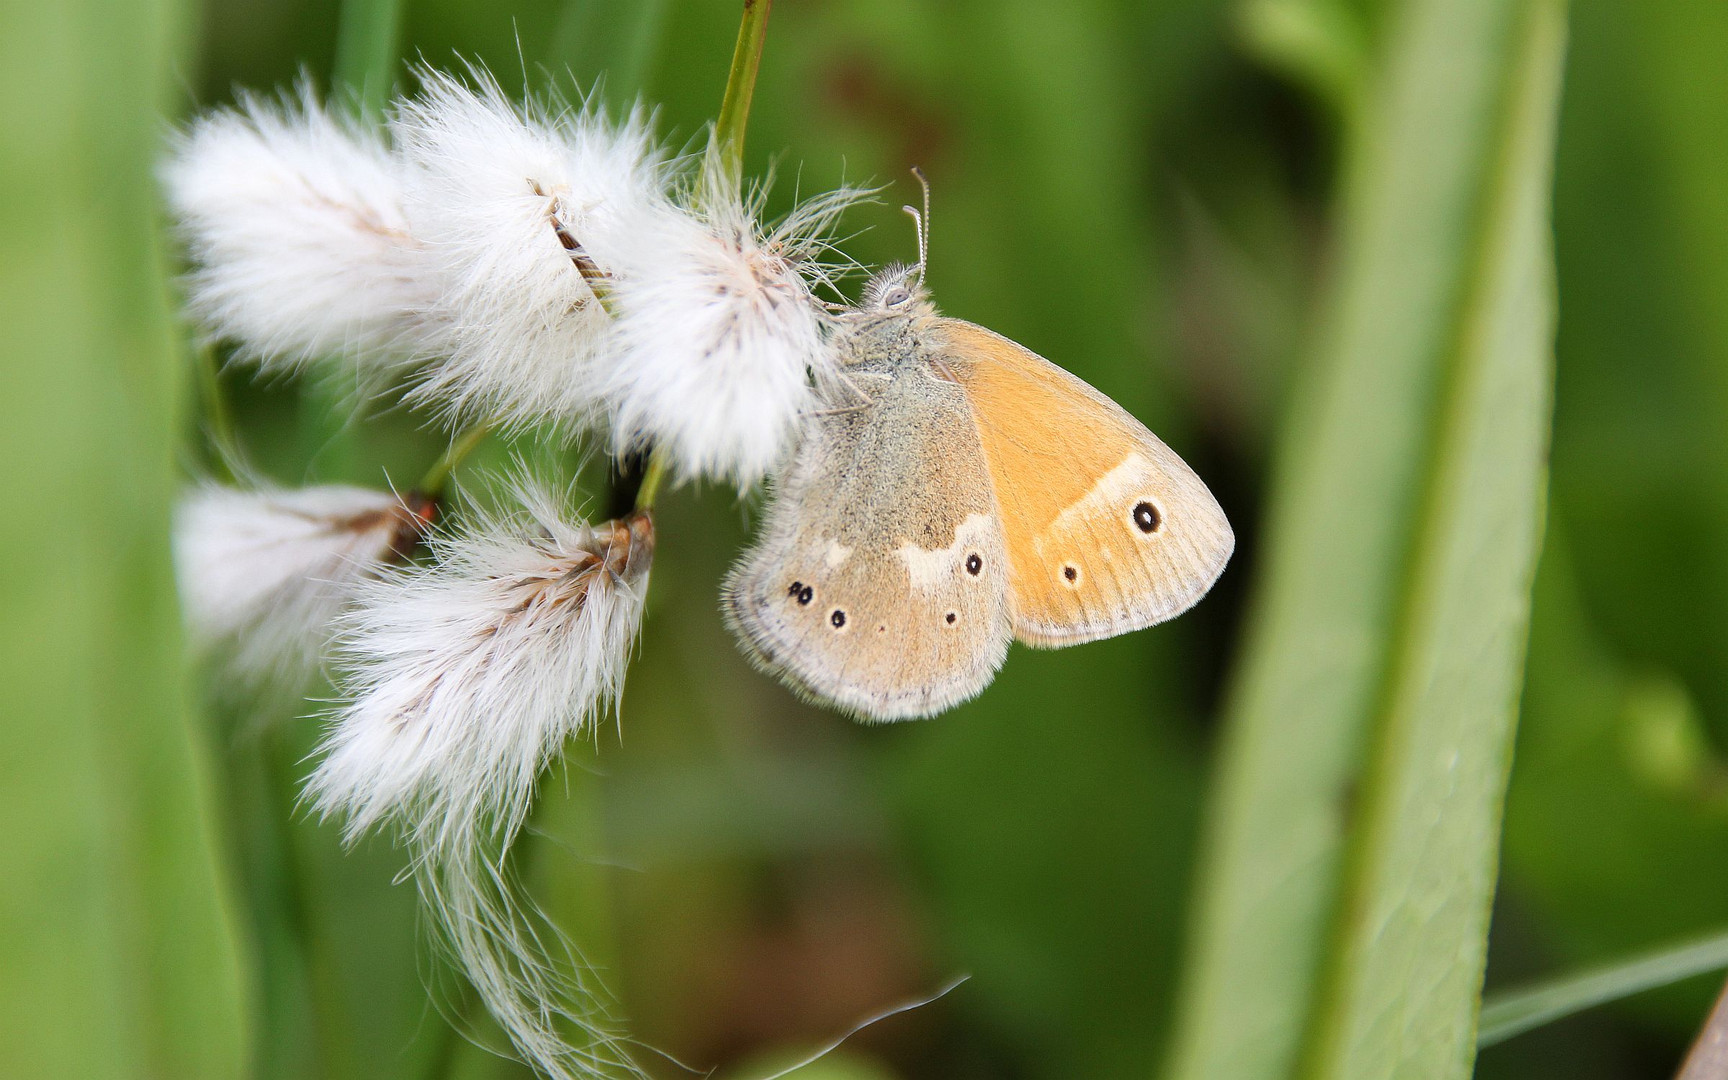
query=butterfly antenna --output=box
[903,166,931,285]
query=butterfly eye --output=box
[884,286,912,307]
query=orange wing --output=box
[936,319,1233,646]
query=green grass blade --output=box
[1296,1,1565,1075]
[305,0,405,482]
[0,0,245,1076]
[546,0,671,103]
[334,0,403,119]
[1163,0,1563,1076]
[1479,929,1728,1049]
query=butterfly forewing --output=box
[935,319,1234,646]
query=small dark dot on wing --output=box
[831,609,846,628]
[945,612,957,624]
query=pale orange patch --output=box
[938,318,1234,645]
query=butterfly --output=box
[724,190,1233,722]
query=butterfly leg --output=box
[927,356,960,384]
[808,371,889,416]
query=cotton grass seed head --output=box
[393,68,670,431]
[307,484,653,846]
[602,153,869,488]
[173,483,433,690]
[162,86,437,376]
[305,481,654,1080]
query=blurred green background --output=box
[7,0,1728,1078]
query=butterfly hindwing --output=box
[934,319,1234,646]
[724,362,1013,721]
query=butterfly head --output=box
[849,167,937,318]
[859,262,933,315]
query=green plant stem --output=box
[334,0,402,119]
[546,0,669,105]
[1478,927,1728,1048]
[195,343,241,484]
[417,426,491,501]
[713,0,772,181]
[305,0,402,482]
[632,454,669,511]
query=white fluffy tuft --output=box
[166,66,875,491]
[306,481,654,1079]
[394,69,668,431]
[173,484,426,688]
[162,87,438,374]
[602,159,867,488]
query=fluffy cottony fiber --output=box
[392,68,668,429]
[162,86,438,375]
[173,483,428,688]
[603,157,866,487]
[307,481,654,1080]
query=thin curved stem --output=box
[195,344,242,483]
[713,0,772,182]
[417,426,491,501]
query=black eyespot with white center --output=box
[830,609,846,628]
[965,553,983,576]
[789,581,814,605]
[1133,501,1162,534]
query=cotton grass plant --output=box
[165,5,872,1074]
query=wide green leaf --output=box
[0,0,245,1077]
[1163,0,1564,1077]
[1296,2,1564,1074]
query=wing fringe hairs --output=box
[172,483,434,691]
[163,65,873,487]
[305,481,654,1080]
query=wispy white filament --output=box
[162,87,436,375]
[307,482,653,1079]
[173,484,425,688]
[393,69,668,429]
[167,69,870,489]
[605,157,866,487]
